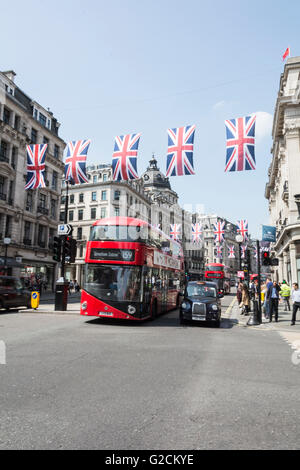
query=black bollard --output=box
[247,299,261,326]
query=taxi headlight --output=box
[211,304,218,312]
[81,301,88,310]
[181,301,191,310]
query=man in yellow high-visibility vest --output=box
[280,280,291,312]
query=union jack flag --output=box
[166,125,196,177]
[216,246,223,258]
[237,220,249,242]
[191,223,202,244]
[170,224,181,241]
[225,115,256,172]
[241,245,247,259]
[214,221,225,244]
[25,144,47,190]
[65,140,91,184]
[112,133,141,181]
[228,246,235,259]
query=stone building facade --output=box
[0,70,66,289]
[265,57,300,284]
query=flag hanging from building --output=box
[213,221,225,244]
[112,133,141,181]
[25,144,48,190]
[283,47,290,61]
[191,223,202,244]
[228,246,235,259]
[225,115,256,172]
[65,140,91,185]
[170,224,181,241]
[166,125,196,177]
[237,220,249,242]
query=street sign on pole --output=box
[57,224,72,236]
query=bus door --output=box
[141,266,152,318]
[161,270,168,312]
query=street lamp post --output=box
[235,234,244,271]
[3,237,11,275]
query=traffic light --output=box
[64,237,77,263]
[70,238,77,263]
[53,236,62,262]
[262,250,271,266]
[64,236,71,260]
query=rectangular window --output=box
[69,210,74,222]
[91,208,96,219]
[93,175,98,183]
[26,191,33,211]
[31,128,37,143]
[79,193,84,203]
[114,207,120,217]
[39,113,47,127]
[77,227,82,240]
[39,193,47,208]
[103,174,107,182]
[78,209,84,221]
[24,221,31,241]
[0,141,8,162]
[3,107,10,125]
[101,207,106,219]
[101,190,107,201]
[52,171,58,191]
[14,115,20,131]
[38,225,46,247]
[114,190,121,201]
[80,245,84,257]
[43,136,49,145]
[54,144,59,159]
[51,199,56,219]
[59,211,64,222]
[11,146,17,169]
[91,191,97,201]
[70,194,74,204]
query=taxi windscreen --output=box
[187,284,217,298]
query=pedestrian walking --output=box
[241,283,250,316]
[280,280,291,312]
[267,281,281,322]
[68,280,74,295]
[74,280,80,293]
[264,277,273,320]
[291,283,300,326]
[237,282,243,305]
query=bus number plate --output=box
[99,312,113,317]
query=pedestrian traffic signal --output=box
[53,236,62,262]
[262,251,271,266]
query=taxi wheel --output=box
[179,312,187,325]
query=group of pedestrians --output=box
[237,277,300,325]
[68,280,80,295]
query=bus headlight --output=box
[81,301,88,311]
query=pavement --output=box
[223,296,300,358]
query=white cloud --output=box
[253,111,273,142]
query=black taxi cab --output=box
[179,281,223,327]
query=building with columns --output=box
[265,57,300,284]
[0,70,66,289]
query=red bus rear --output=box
[80,217,184,321]
[204,263,231,294]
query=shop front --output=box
[20,260,57,292]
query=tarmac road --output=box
[0,294,299,450]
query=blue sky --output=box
[1,0,298,238]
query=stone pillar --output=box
[283,251,289,282]
[278,255,284,281]
[290,242,298,284]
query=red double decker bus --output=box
[204,263,231,294]
[80,217,184,321]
